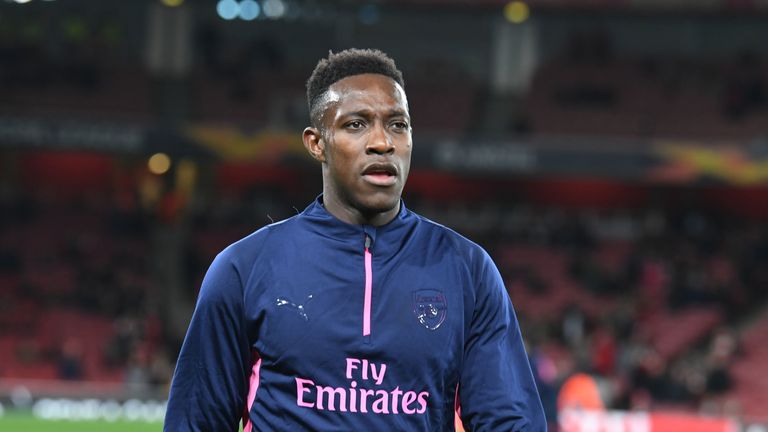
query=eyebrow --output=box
[339,109,410,120]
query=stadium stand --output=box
[526,55,768,140]
[2,0,768,429]
[0,184,166,387]
[728,313,768,421]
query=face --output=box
[303,73,412,226]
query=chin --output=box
[357,194,400,215]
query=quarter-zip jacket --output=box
[165,197,546,431]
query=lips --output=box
[362,162,398,186]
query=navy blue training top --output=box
[165,197,546,431]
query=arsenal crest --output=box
[413,290,447,331]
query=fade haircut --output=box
[306,48,405,129]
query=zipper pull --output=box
[363,233,373,337]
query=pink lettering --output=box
[390,386,403,414]
[296,359,430,416]
[359,389,375,413]
[372,390,390,414]
[416,391,429,414]
[349,381,358,413]
[402,391,418,414]
[371,362,387,385]
[295,378,315,408]
[345,358,361,379]
[316,386,347,412]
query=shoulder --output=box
[215,213,302,269]
[410,211,494,270]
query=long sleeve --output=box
[459,252,546,431]
[164,249,252,431]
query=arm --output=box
[459,252,546,431]
[164,249,252,431]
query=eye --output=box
[345,120,365,130]
[391,120,410,131]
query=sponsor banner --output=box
[422,137,768,185]
[743,423,768,432]
[31,398,166,423]
[560,409,738,432]
[5,114,768,185]
[184,125,306,162]
[424,138,655,178]
[0,116,145,153]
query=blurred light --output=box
[148,153,172,175]
[239,0,261,20]
[358,4,379,25]
[503,1,530,24]
[175,159,197,196]
[10,386,32,408]
[217,0,240,20]
[13,0,33,4]
[263,0,286,19]
[161,0,185,7]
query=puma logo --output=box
[276,295,314,321]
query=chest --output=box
[243,246,471,380]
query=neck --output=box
[321,193,400,227]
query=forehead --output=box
[324,73,409,115]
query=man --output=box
[165,48,545,431]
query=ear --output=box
[303,127,326,163]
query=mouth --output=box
[361,163,398,186]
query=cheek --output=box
[334,140,360,165]
[400,140,413,160]
[400,136,413,150]
[327,146,357,179]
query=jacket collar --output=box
[300,195,415,253]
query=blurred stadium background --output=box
[1,0,768,430]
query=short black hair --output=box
[306,48,405,128]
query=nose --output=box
[366,123,394,155]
